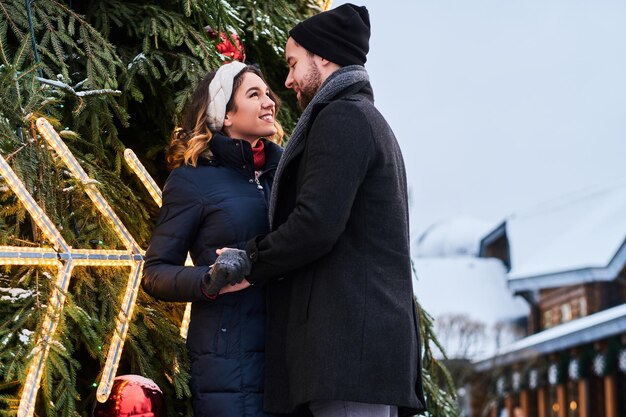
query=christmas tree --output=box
[0,1,457,416]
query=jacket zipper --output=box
[239,140,263,190]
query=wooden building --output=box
[472,183,626,417]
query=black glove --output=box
[202,249,251,296]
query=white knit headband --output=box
[206,61,247,131]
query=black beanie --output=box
[289,3,370,67]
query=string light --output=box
[0,119,149,415]
[36,118,145,403]
[96,262,143,403]
[1,154,76,417]
[0,156,68,252]
[0,246,59,266]
[2,118,198,414]
[123,148,193,339]
[17,261,74,417]
[318,0,333,11]
[36,119,141,253]
[123,149,162,207]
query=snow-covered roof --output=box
[413,257,528,359]
[474,302,626,371]
[482,181,626,292]
[415,216,494,258]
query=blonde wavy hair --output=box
[167,65,284,170]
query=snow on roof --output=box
[414,257,528,324]
[413,257,528,359]
[474,302,626,371]
[415,216,495,258]
[500,181,626,290]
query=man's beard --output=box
[297,61,322,110]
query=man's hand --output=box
[213,247,251,284]
[201,266,226,297]
[200,248,252,298]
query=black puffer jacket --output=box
[142,134,282,417]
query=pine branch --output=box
[0,0,25,42]
[0,21,10,65]
[412,260,459,417]
[36,76,122,97]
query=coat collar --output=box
[278,79,373,167]
[201,133,282,173]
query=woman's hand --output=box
[219,279,251,294]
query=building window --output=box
[544,309,554,329]
[561,303,572,322]
[579,297,587,317]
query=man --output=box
[211,4,426,416]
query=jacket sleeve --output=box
[142,169,211,302]
[246,100,373,284]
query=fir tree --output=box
[0,1,457,416]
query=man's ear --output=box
[318,56,332,67]
[317,56,340,73]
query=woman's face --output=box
[223,72,277,142]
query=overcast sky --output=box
[334,0,626,243]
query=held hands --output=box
[201,248,252,298]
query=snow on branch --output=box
[36,77,121,97]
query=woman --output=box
[142,61,283,416]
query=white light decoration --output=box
[496,376,506,396]
[512,371,521,392]
[569,358,580,381]
[529,369,538,389]
[123,149,193,339]
[593,353,606,377]
[619,349,626,373]
[548,363,558,385]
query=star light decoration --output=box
[318,0,333,11]
[0,118,189,417]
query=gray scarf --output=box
[269,65,369,226]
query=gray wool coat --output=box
[245,79,426,416]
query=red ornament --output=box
[215,32,246,62]
[93,375,165,417]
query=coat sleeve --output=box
[142,169,211,302]
[246,100,373,284]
